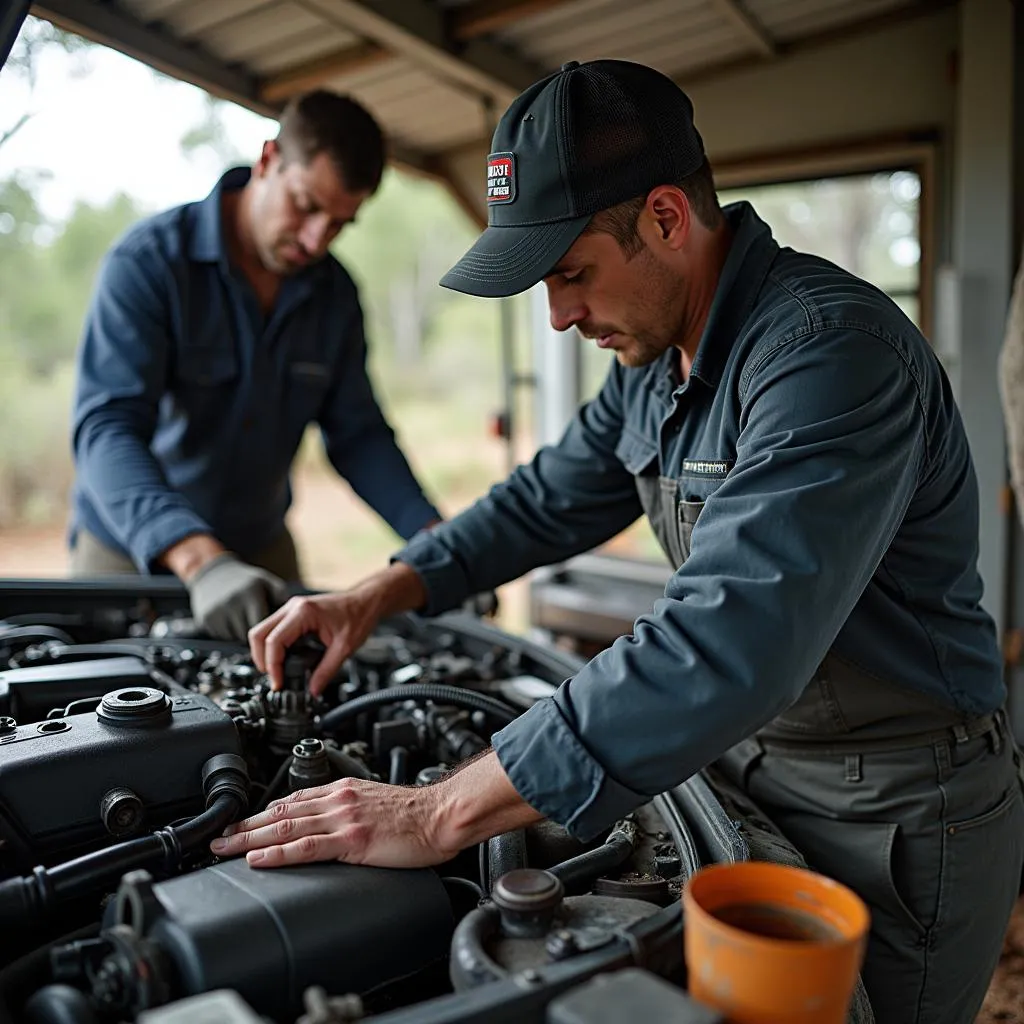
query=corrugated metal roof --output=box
[35,0,944,168]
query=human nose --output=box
[299,214,332,257]
[545,281,588,333]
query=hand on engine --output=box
[210,776,456,869]
[209,750,543,870]
[247,562,429,695]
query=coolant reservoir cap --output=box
[493,868,564,913]
[97,687,172,727]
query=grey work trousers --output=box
[69,527,303,583]
[716,713,1024,1024]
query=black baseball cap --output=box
[440,59,706,298]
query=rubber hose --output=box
[449,902,505,990]
[51,792,242,897]
[0,625,75,648]
[548,833,634,894]
[318,683,519,734]
[0,792,245,927]
[255,756,293,813]
[0,924,100,1018]
[23,986,98,1024]
[484,829,528,895]
[389,746,409,785]
[324,745,375,780]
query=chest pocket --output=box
[176,345,238,387]
[615,431,731,569]
[287,359,332,424]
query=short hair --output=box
[586,159,723,258]
[275,91,386,194]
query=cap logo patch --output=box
[487,152,516,204]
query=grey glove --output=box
[187,553,290,641]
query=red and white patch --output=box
[486,152,516,204]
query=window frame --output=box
[712,132,937,339]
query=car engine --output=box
[0,579,768,1024]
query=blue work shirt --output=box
[396,202,1003,840]
[71,168,439,571]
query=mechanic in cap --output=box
[214,60,1024,1022]
[68,91,441,640]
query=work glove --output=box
[187,553,290,641]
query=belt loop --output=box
[934,738,952,782]
[952,723,970,745]
[989,713,1004,755]
[844,753,862,783]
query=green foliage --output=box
[2,16,91,149]
[0,183,143,375]
[332,170,487,397]
[179,93,247,167]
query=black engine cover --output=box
[0,685,240,872]
[114,857,455,1020]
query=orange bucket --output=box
[683,861,870,1024]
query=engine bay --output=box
[0,579,744,1024]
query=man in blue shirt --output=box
[69,91,441,640]
[214,62,1023,1021]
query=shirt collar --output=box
[642,201,780,398]
[187,166,251,264]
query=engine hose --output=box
[0,756,247,928]
[22,985,98,1024]
[547,819,638,894]
[255,755,293,813]
[389,746,409,785]
[324,745,375,781]
[483,829,528,895]
[449,902,504,990]
[0,625,75,649]
[318,683,519,734]
[0,924,100,1019]
[45,792,241,900]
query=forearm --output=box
[354,560,430,617]
[327,430,440,540]
[160,533,226,581]
[75,413,211,570]
[397,453,641,616]
[433,750,544,852]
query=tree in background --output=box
[1,17,90,150]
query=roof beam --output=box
[452,0,577,41]
[678,0,955,88]
[261,41,391,103]
[31,0,274,116]
[706,0,776,58]
[295,0,546,106]
[262,0,571,103]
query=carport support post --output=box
[530,283,580,446]
[951,0,1014,635]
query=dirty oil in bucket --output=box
[709,902,843,942]
[684,861,870,1024]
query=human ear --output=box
[646,186,690,249]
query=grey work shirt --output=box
[396,202,1003,840]
[71,167,439,571]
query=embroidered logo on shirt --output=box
[487,152,516,204]
[682,458,734,477]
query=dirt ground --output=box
[1,484,1022,1022]
[979,898,1024,1023]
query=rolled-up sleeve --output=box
[394,362,644,614]
[72,250,212,570]
[493,329,927,839]
[319,303,440,540]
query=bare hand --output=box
[248,563,428,695]
[248,591,379,695]
[209,752,543,871]
[208,777,456,869]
